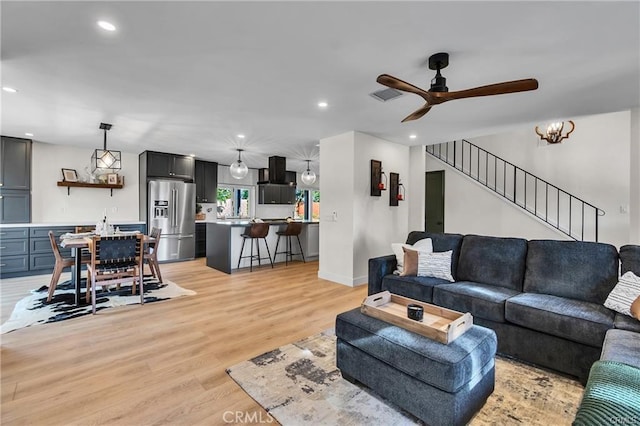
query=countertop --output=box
[0,220,146,228]
[210,219,319,227]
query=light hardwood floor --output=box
[1,259,367,425]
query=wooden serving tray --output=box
[361,291,473,344]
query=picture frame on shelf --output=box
[61,168,78,182]
[107,173,119,185]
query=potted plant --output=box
[195,203,206,220]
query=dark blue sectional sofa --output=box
[368,232,640,383]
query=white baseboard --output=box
[318,270,368,287]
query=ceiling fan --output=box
[377,52,539,122]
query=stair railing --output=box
[426,140,605,242]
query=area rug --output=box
[227,331,584,425]
[1,277,196,334]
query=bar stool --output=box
[273,222,305,265]
[237,223,273,272]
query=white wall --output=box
[31,142,140,223]
[630,107,640,244]
[426,110,633,248]
[319,131,410,287]
[319,131,356,285]
[408,145,426,232]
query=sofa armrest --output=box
[368,255,397,296]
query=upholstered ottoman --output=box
[336,308,497,426]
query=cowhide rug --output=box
[227,331,584,425]
[1,277,196,334]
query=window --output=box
[217,186,252,219]
[294,189,320,221]
[311,190,320,220]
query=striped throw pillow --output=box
[604,271,640,317]
[417,250,454,282]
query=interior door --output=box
[425,171,445,233]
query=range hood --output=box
[258,156,296,185]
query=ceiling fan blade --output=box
[377,74,432,102]
[435,79,539,102]
[401,104,432,122]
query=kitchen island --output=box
[206,220,319,273]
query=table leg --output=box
[73,247,82,306]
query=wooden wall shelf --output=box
[57,181,123,196]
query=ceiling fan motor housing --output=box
[428,52,449,92]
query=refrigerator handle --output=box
[172,188,178,227]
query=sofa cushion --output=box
[601,329,640,369]
[432,281,521,323]
[614,313,640,333]
[620,244,640,276]
[381,275,449,303]
[523,240,619,304]
[456,235,528,291]
[405,232,463,279]
[505,293,614,347]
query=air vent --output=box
[370,88,403,102]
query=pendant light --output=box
[229,148,248,179]
[301,160,316,185]
[91,122,121,172]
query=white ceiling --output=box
[2,1,639,174]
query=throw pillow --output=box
[400,247,419,276]
[417,250,455,282]
[391,238,432,274]
[631,296,640,320]
[412,238,433,253]
[391,243,411,274]
[604,271,640,317]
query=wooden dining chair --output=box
[47,231,90,302]
[144,227,163,283]
[86,234,144,314]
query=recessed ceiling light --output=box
[189,154,195,157]
[409,134,417,139]
[2,87,17,93]
[317,101,328,108]
[25,133,34,137]
[237,134,245,139]
[97,20,116,32]
[315,144,320,147]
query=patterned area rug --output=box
[227,332,584,425]
[1,277,196,334]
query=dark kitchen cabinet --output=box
[145,151,195,181]
[258,184,296,204]
[258,184,280,204]
[0,227,29,275]
[195,160,218,203]
[0,190,30,223]
[285,171,297,185]
[0,136,31,223]
[280,185,296,204]
[195,222,206,258]
[1,136,31,190]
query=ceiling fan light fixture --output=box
[301,160,316,185]
[91,122,121,173]
[229,149,248,179]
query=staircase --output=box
[426,140,605,242]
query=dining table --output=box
[60,232,153,307]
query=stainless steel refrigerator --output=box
[148,180,196,261]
